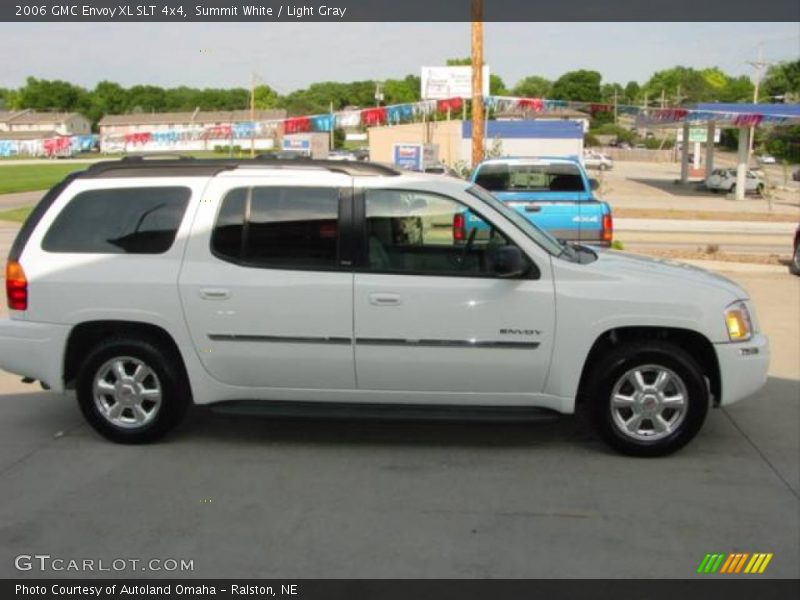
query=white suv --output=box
[0,157,769,456]
[706,168,765,195]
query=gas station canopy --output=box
[634,102,800,199]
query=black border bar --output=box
[2,0,798,22]
[4,579,800,600]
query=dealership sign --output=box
[421,66,490,100]
[392,144,424,170]
[282,137,311,152]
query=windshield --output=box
[474,162,585,193]
[467,185,564,256]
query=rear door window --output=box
[211,186,342,270]
[42,187,190,254]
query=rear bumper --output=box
[715,333,770,406]
[0,318,69,392]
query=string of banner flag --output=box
[1,96,797,157]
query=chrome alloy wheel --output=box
[93,356,162,429]
[609,364,688,442]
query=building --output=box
[0,110,91,136]
[368,119,585,167]
[98,109,287,153]
[494,107,591,132]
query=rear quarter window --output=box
[41,187,190,254]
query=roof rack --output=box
[79,156,401,179]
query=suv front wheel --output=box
[586,341,709,456]
[76,336,191,443]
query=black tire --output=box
[585,341,709,457]
[76,336,191,444]
[756,183,765,197]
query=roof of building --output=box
[494,108,590,120]
[462,119,585,139]
[98,109,288,127]
[4,111,85,125]
[0,130,61,140]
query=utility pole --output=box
[249,73,256,158]
[641,91,648,141]
[329,101,334,150]
[746,45,770,163]
[660,89,665,109]
[471,0,484,168]
[613,88,618,125]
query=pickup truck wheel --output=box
[76,337,190,443]
[587,341,708,457]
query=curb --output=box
[616,218,797,235]
[679,259,791,274]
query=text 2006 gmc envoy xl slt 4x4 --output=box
[0,158,769,456]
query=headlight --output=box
[725,301,753,342]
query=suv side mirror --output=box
[589,178,600,191]
[491,245,529,278]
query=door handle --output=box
[524,205,542,212]
[199,288,231,300]
[369,293,401,306]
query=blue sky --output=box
[0,22,797,91]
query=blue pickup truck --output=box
[466,157,613,246]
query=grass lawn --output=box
[0,163,92,195]
[0,205,33,223]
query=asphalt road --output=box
[0,267,797,579]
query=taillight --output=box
[602,213,613,243]
[453,213,466,241]
[6,260,27,311]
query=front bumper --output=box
[0,318,70,392]
[714,333,770,406]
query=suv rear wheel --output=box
[76,336,190,443]
[586,341,709,457]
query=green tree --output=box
[601,82,624,104]
[643,67,718,104]
[126,85,167,112]
[719,75,754,103]
[624,81,640,104]
[551,70,602,102]
[333,127,346,149]
[762,60,800,102]
[16,77,87,111]
[253,85,280,109]
[383,75,421,104]
[512,76,551,98]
